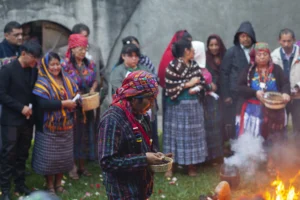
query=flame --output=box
[264,171,300,200]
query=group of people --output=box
[0,18,299,200]
[100,21,300,199]
[0,22,104,200]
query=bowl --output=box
[219,164,240,189]
[150,157,173,173]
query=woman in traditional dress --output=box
[236,43,290,175]
[203,35,227,162]
[236,43,290,138]
[99,70,169,200]
[32,52,79,194]
[158,30,192,88]
[163,39,213,177]
[62,34,98,179]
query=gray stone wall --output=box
[0,0,299,70]
[0,0,299,112]
[108,0,300,70]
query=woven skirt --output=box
[32,129,73,175]
[163,99,207,165]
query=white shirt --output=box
[241,45,251,63]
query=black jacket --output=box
[0,39,20,59]
[236,64,290,113]
[0,59,37,126]
[220,21,256,99]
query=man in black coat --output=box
[220,21,256,140]
[0,21,23,165]
[0,40,42,200]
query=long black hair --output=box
[171,39,192,58]
[70,51,89,67]
[116,44,141,66]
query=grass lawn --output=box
[21,161,221,200]
[10,133,264,200]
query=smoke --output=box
[224,133,267,178]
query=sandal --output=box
[188,165,198,177]
[164,170,173,178]
[78,169,92,177]
[69,167,79,180]
[46,187,56,195]
[55,186,68,194]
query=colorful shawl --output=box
[158,30,191,88]
[33,53,79,132]
[244,42,285,138]
[112,70,159,147]
[206,34,226,74]
[165,59,207,100]
[62,58,96,93]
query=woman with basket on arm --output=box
[62,34,98,179]
[236,43,290,176]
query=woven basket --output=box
[263,91,286,110]
[81,92,100,111]
[150,157,173,173]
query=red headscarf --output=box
[65,34,88,59]
[112,70,159,105]
[205,34,226,73]
[158,30,191,88]
[112,71,159,148]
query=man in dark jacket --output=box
[220,21,256,139]
[0,40,42,200]
[0,21,23,59]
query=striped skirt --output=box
[163,100,207,165]
[32,129,73,175]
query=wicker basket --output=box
[263,92,286,110]
[150,157,173,173]
[81,92,100,111]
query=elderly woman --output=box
[62,34,98,179]
[203,35,227,162]
[99,70,169,200]
[236,43,290,176]
[236,43,290,138]
[32,52,78,194]
[163,39,213,177]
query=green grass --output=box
[10,132,259,200]
[20,162,221,200]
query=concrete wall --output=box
[108,0,300,70]
[1,0,299,69]
[0,0,299,111]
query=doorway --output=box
[22,20,71,53]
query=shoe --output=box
[188,165,198,177]
[15,185,31,195]
[0,193,11,200]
